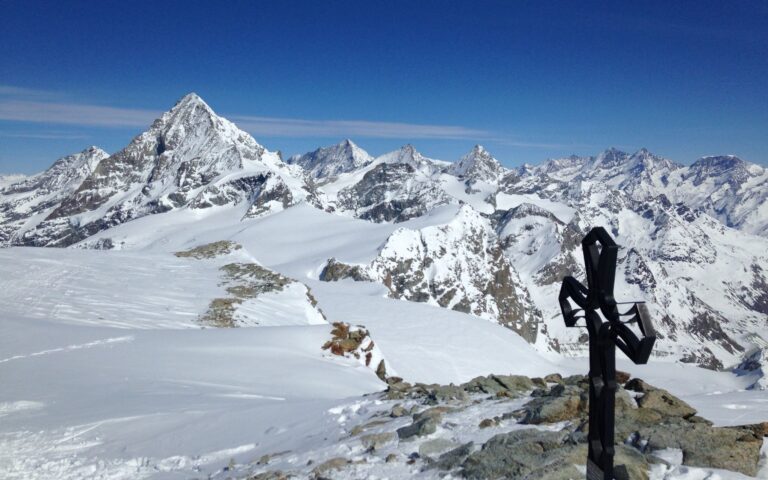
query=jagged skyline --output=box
[1,1,767,173]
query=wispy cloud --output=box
[0,85,61,99]
[0,100,160,128]
[0,96,492,140]
[229,115,492,140]
[0,85,567,148]
[0,131,90,140]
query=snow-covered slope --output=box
[0,173,28,189]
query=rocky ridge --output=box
[320,205,541,342]
[236,372,767,479]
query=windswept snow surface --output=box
[2,205,767,479]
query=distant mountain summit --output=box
[287,139,373,180]
[448,145,503,184]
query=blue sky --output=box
[1,0,766,174]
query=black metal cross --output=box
[559,227,656,480]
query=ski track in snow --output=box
[0,336,134,364]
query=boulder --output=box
[459,429,571,479]
[430,442,474,471]
[360,432,395,451]
[397,417,438,440]
[311,457,349,477]
[636,387,697,418]
[637,423,763,476]
[419,438,460,457]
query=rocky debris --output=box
[238,374,765,479]
[181,260,326,328]
[462,374,533,396]
[384,373,532,403]
[200,263,294,327]
[174,240,242,259]
[505,374,764,477]
[321,322,377,366]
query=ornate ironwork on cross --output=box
[559,227,656,480]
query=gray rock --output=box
[637,423,762,476]
[518,388,586,424]
[397,417,438,440]
[419,438,460,457]
[430,442,474,471]
[636,387,697,419]
[311,457,349,477]
[544,373,564,384]
[390,404,408,418]
[460,429,569,479]
[360,432,395,451]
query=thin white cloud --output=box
[0,98,492,140]
[0,100,161,127]
[0,132,90,140]
[229,115,492,140]
[0,86,567,147]
[0,85,61,99]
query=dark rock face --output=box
[336,162,452,223]
[319,258,372,282]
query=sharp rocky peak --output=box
[449,144,502,182]
[288,139,373,179]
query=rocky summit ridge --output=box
[1,93,766,374]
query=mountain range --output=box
[2,93,766,374]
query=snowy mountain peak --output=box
[377,144,438,174]
[287,139,373,179]
[448,144,503,183]
[4,94,317,247]
[593,147,629,169]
